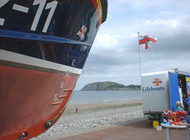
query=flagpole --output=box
[137,32,142,76]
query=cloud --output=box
[145,19,179,28]
[74,0,190,90]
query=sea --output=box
[68,90,142,104]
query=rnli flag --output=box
[139,35,158,50]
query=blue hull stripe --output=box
[0,29,91,46]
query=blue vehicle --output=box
[141,68,190,121]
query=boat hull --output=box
[0,0,107,139]
[0,63,78,139]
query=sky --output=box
[75,0,190,90]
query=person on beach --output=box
[76,107,78,113]
[176,101,184,111]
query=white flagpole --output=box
[137,32,142,76]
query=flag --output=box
[139,35,158,50]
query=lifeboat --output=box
[0,0,107,139]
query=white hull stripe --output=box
[0,49,82,75]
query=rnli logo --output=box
[77,25,87,40]
[142,78,165,92]
[153,78,162,86]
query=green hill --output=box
[81,81,141,91]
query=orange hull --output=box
[0,64,78,139]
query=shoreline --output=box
[32,99,143,140]
[65,99,142,113]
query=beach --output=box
[33,99,143,140]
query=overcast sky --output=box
[75,0,190,90]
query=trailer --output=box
[141,68,190,122]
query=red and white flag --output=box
[139,35,158,50]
